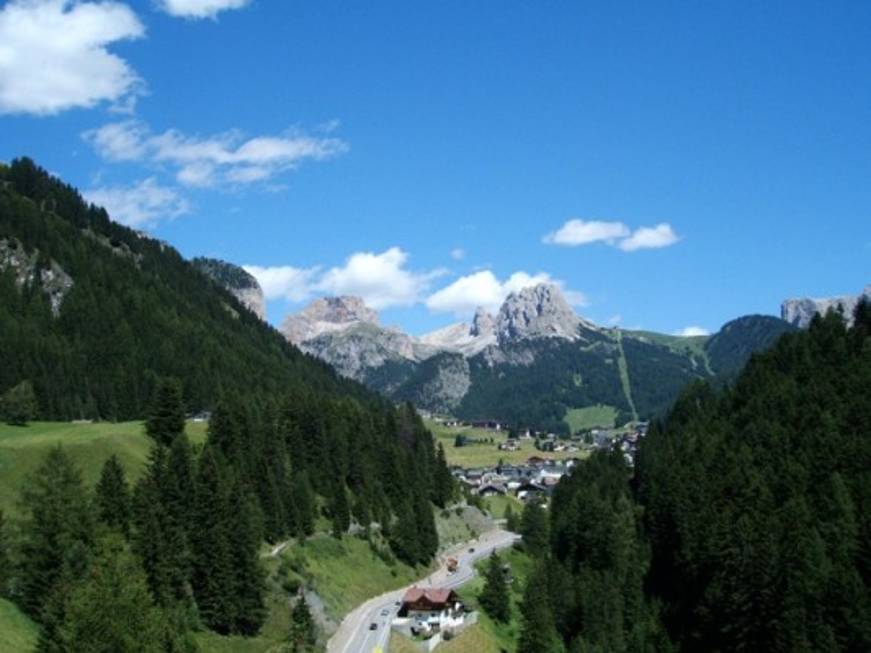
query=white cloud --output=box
[543,218,680,252]
[607,314,622,326]
[674,326,710,337]
[158,0,250,19]
[543,219,630,246]
[449,248,466,261]
[243,265,320,303]
[618,223,680,251]
[84,121,348,187]
[426,270,585,317]
[316,247,444,310]
[84,178,190,228]
[0,0,145,116]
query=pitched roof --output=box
[402,587,456,605]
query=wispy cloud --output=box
[83,178,190,228]
[0,0,145,116]
[158,0,251,20]
[83,120,349,188]
[618,223,680,251]
[449,248,466,261]
[543,219,630,246]
[544,218,680,252]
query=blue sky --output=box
[1,0,869,335]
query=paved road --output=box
[327,529,520,653]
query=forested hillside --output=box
[0,158,363,421]
[513,304,871,652]
[0,158,455,651]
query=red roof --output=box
[402,587,457,606]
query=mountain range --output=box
[277,283,798,432]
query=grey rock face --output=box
[781,285,871,328]
[470,307,496,337]
[496,283,584,343]
[300,322,416,381]
[0,238,73,317]
[192,257,266,320]
[418,306,497,357]
[281,296,379,344]
[410,355,471,413]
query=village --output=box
[428,415,650,503]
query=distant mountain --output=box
[192,256,266,320]
[781,284,871,328]
[281,284,797,432]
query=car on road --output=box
[369,623,378,630]
[380,609,389,616]
[468,547,475,553]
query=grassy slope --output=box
[276,535,425,623]
[426,420,578,467]
[481,493,523,520]
[563,404,618,432]
[0,599,39,653]
[0,421,207,517]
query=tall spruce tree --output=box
[0,380,38,425]
[94,455,131,537]
[17,447,94,618]
[57,536,166,653]
[331,483,350,538]
[518,560,564,653]
[145,378,186,447]
[519,499,549,556]
[227,481,267,635]
[190,446,235,634]
[479,551,510,622]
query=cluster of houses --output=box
[452,456,581,502]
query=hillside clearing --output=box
[563,404,618,432]
[0,420,207,516]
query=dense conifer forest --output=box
[514,304,871,652]
[0,158,368,421]
[0,158,454,650]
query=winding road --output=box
[327,529,520,653]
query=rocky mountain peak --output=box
[496,283,581,342]
[781,284,870,329]
[280,295,379,345]
[470,307,496,337]
[303,296,379,326]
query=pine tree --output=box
[94,455,131,537]
[189,446,235,634]
[17,447,94,618]
[0,379,38,425]
[291,472,315,539]
[433,443,455,507]
[520,499,549,556]
[132,444,191,607]
[58,536,165,653]
[504,503,520,532]
[518,560,564,653]
[331,483,350,538]
[478,551,510,622]
[228,482,267,635]
[289,594,317,651]
[145,378,186,447]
